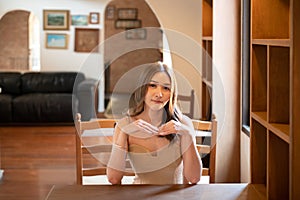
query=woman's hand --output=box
[158,120,193,137]
[119,119,159,138]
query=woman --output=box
[106,62,202,184]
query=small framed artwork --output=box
[106,5,115,20]
[117,8,137,19]
[71,15,88,26]
[45,33,68,49]
[74,28,100,53]
[89,12,100,24]
[125,28,147,40]
[43,10,70,30]
[115,20,141,29]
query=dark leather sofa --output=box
[0,71,97,124]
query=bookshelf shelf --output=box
[252,39,290,47]
[250,0,292,198]
[201,0,213,120]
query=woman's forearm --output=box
[181,134,202,184]
[106,144,128,184]
[107,126,128,184]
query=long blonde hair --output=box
[128,62,182,141]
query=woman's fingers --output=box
[158,120,181,135]
[136,120,159,134]
[119,119,159,138]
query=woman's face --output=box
[144,72,171,111]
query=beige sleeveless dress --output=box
[127,137,183,184]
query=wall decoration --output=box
[89,12,100,24]
[106,5,115,20]
[74,28,99,53]
[45,33,68,49]
[71,15,88,26]
[117,8,138,19]
[115,20,141,29]
[125,28,147,40]
[43,10,70,30]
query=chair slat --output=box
[196,144,211,154]
[75,113,135,185]
[82,144,112,154]
[192,115,217,183]
[192,120,212,131]
[83,167,107,176]
[177,90,195,118]
[202,168,209,176]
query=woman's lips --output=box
[152,99,163,104]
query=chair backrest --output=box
[75,113,134,185]
[192,115,217,183]
[177,90,195,118]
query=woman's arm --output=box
[180,116,202,184]
[106,124,128,185]
[159,116,202,184]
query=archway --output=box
[0,10,40,71]
[103,0,162,96]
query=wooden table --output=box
[46,184,266,200]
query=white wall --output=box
[0,0,109,79]
[0,0,202,113]
[0,0,201,75]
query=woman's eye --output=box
[148,83,157,88]
[163,86,170,91]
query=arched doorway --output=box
[100,0,164,116]
[103,0,162,96]
[0,10,40,71]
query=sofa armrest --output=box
[76,79,98,121]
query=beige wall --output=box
[147,0,202,118]
[213,0,241,182]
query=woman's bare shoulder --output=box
[116,116,132,126]
[180,114,193,126]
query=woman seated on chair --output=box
[106,62,202,184]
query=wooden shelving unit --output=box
[201,0,213,120]
[250,0,292,199]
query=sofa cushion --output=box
[12,93,78,123]
[0,94,13,122]
[21,72,85,94]
[0,72,22,94]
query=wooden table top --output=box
[47,184,266,200]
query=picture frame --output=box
[71,15,88,26]
[45,33,68,49]
[89,12,100,24]
[74,28,100,53]
[117,8,138,19]
[125,28,147,40]
[106,5,115,20]
[115,20,141,29]
[43,10,70,30]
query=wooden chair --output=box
[192,115,217,183]
[177,90,195,118]
[75,113,134,185]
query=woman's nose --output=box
[155,87,163,97]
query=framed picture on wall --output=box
[125,28,147,40]
[117,8,138,19]
[74,28,99,52]
[115,20,141,29]
[45,33,68,49]
[43,10,70,30]
[106,5,115,20]
[89,12,100,24]
[71,15,88,26]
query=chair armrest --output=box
[77,79,98,121]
